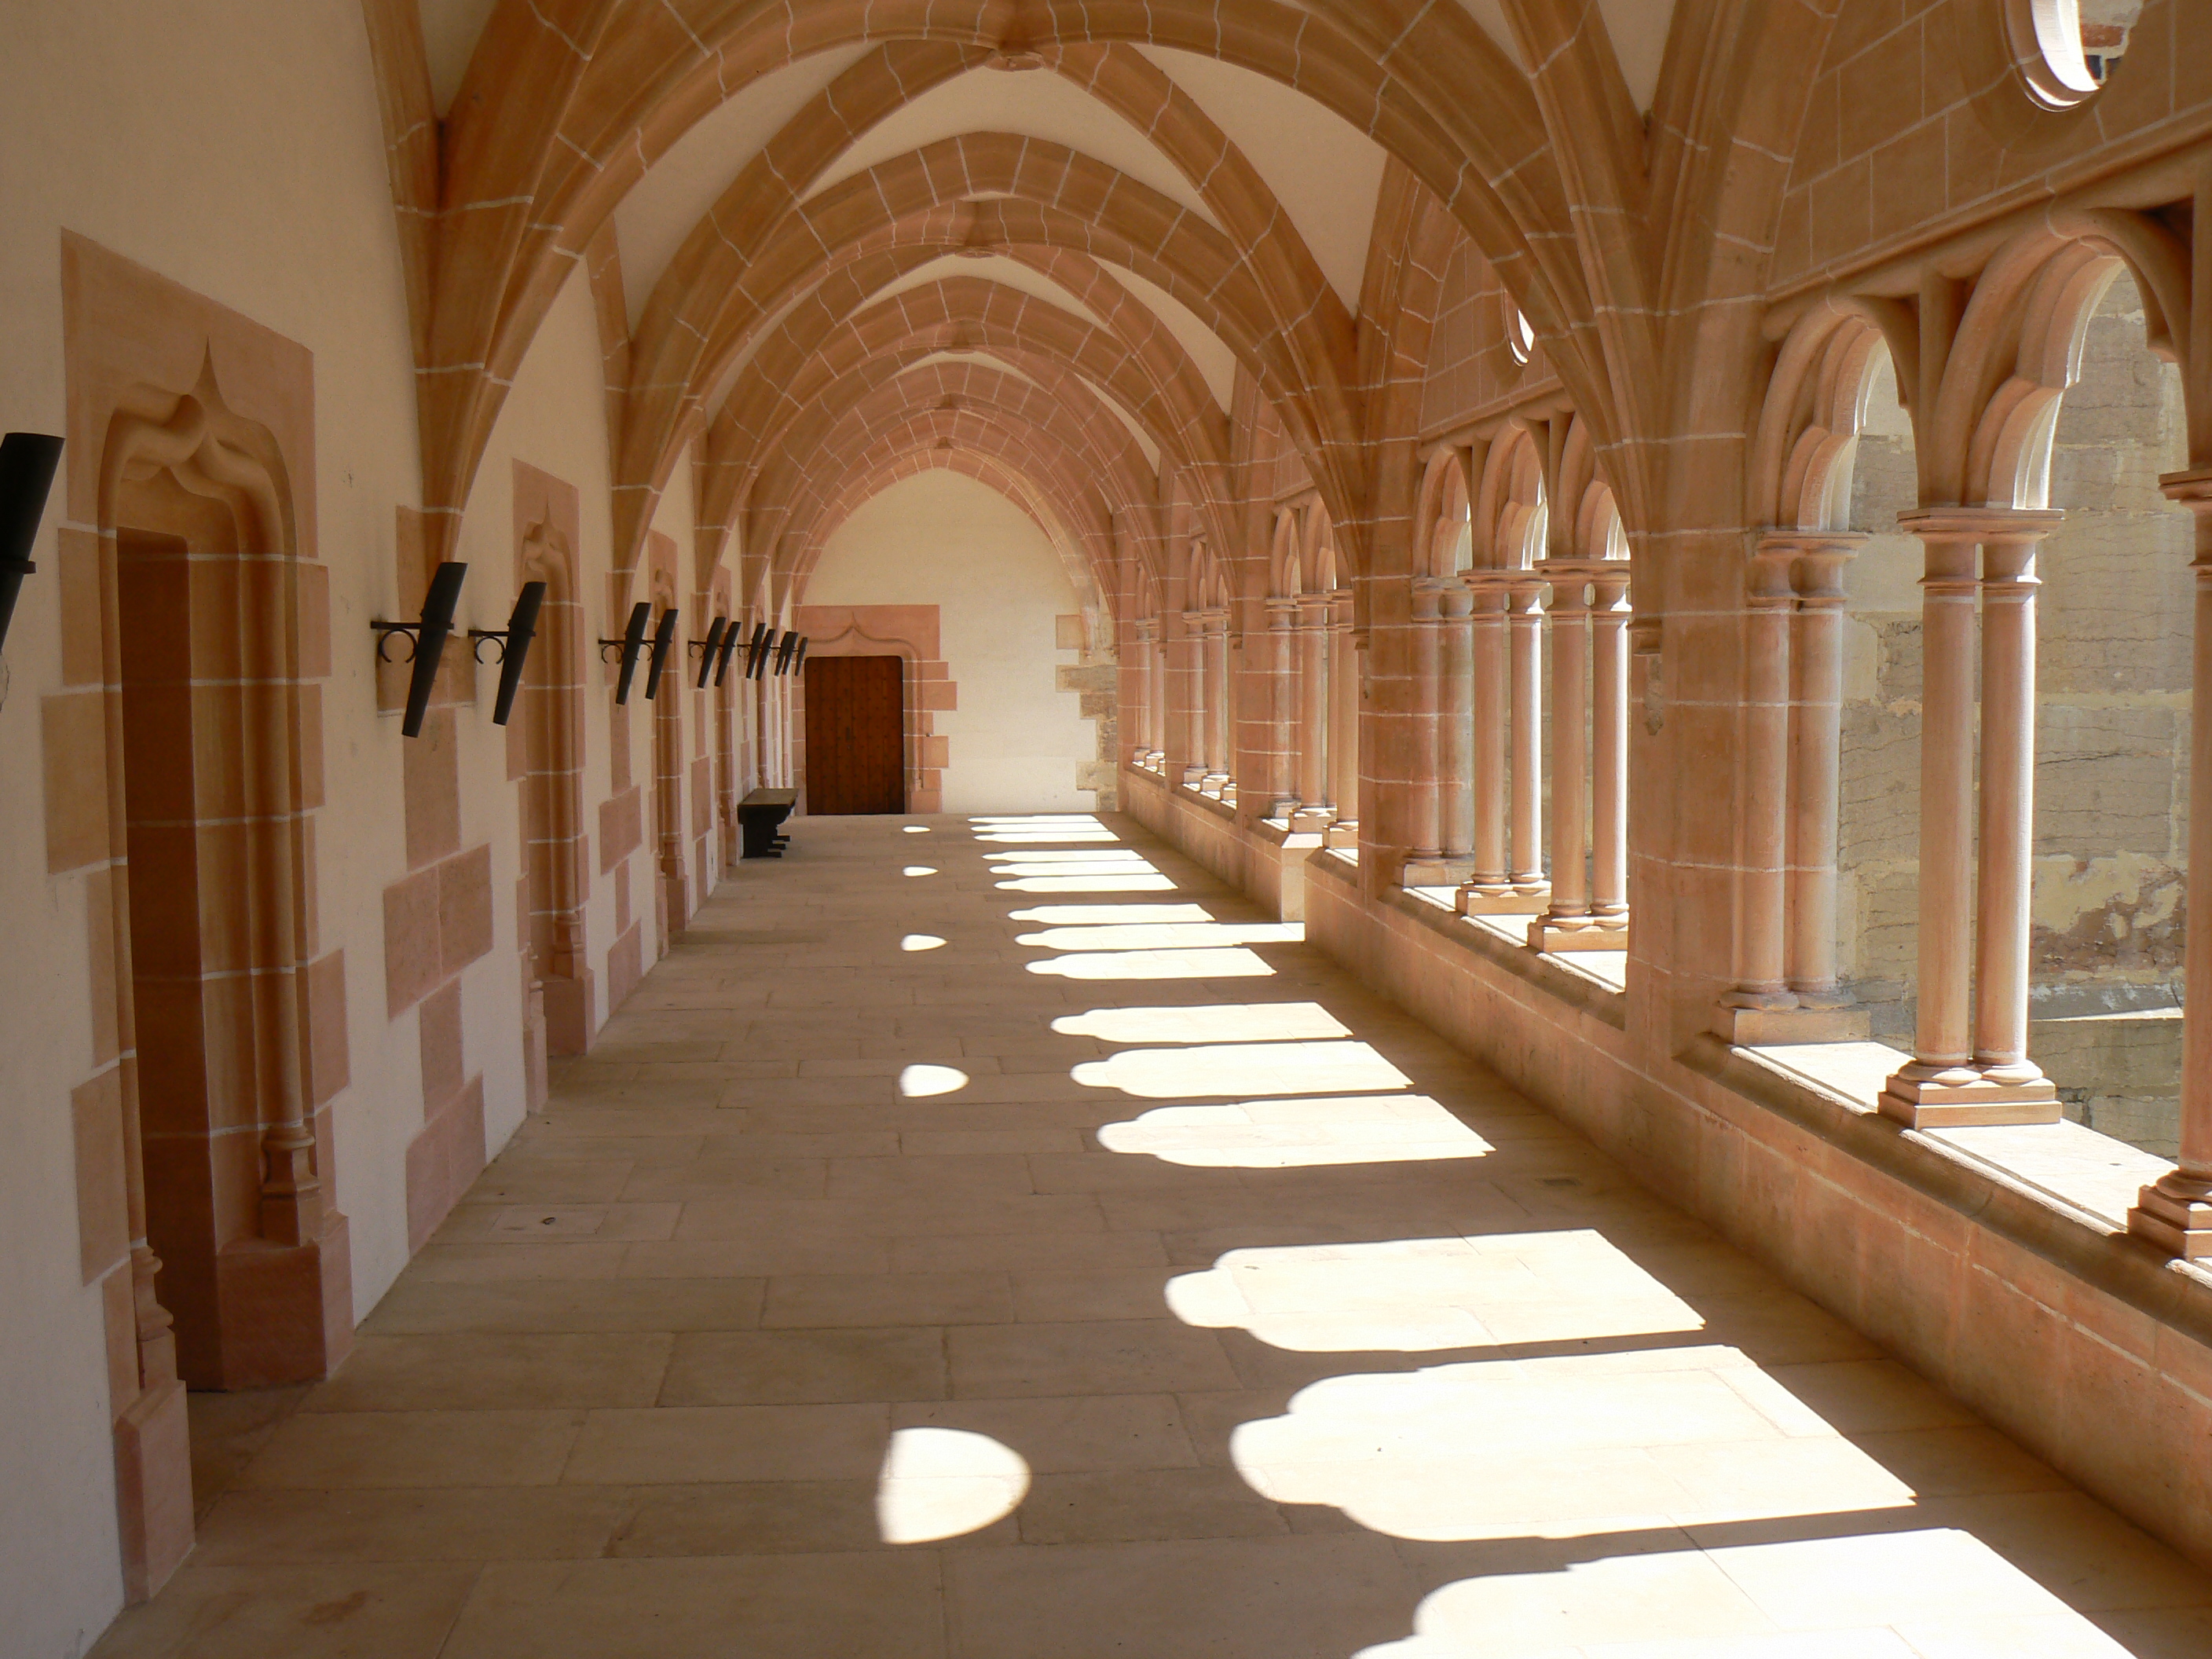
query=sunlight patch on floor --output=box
[1074,1039,1412,1099]
[900,935,947,952]
[874,1427,1029,1544]
[996,873,1177,893]
[898,1064,969,1097]
[1016,921,1303,951]
[986,851,1156,867]
[1011,903,1218,926]
[1029,947,1276,980]
[903,866,938,877]
[1357,1529,2117,1656]
[1099,1095,1490,1167]
[1053,1001,1351,1045]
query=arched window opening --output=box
[1507,307,1536,366]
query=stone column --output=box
[1507,575,1551,901]
[1327,594,1359,832]
[1973,522,2059,1093]
[1439,584,1477,859]
[1880,507,2063,1127]
[1457,572,1518,912]
[1717,540,1800,1031]
[1146,617,1167,766]
[1590,567,1632,932]
[1295,595,1331,825]
[1172,611,1206,784]
[1263,599,1300,816]
[1130,620,1158,766]
[1533,563,1617,950]
[2133,471,2212,1255]
[1405,577,1448,864]
[1199,607,1232,787]
[1786,537,1866,1006]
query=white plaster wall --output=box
[448,261,630,1180]
[807,471,1093,814]
[0,3,422,1651]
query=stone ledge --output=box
[1686,1034,2212,1349]
[1312,854,1628,1033]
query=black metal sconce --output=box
[471,580,546,727]
[691,617,728,690]
[599,601,652,704]
[0,432,64,663]
[745,622,773,680]
[372,560,468,738]
[793,639,810,675]
[643,606,680,700]
[774,632,803,676]
[712,620,745,686]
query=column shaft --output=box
[1508,579,1549,895]
[1591,573,1631,924]
[1973,536,2045,1081]
[1440,591,1476,858]
[1407,580,1446,860]
[1725,548,1796,1008]
[1786,544,1860,1000]
[1464,578,1511,896]
[1298,599,1329,811]
[1541,569,1592,929]
[1328,600,1359,823]
[1202,610,1231,781]
[1910,536,1977,1071]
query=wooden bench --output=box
[738,788,798,859]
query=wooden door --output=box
[804,654,906,815]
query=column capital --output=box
[1897,506,2064,544]
[1538,558,1609,614]
[1263,595,1300,627]
[1295,591,1334,626]
[2160,467,2212,522]
[1133,618,1160,643]
[1410,576,1452,621]
[1591,564,1632,610]
[1763,532,1866,604]
[1325,590,1355,629]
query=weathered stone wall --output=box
[1836,272,2192,1148]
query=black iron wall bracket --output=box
[469,580,546,726]
[372,560,467,738]
[599,601,653,703]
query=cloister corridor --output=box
[88,815,2212,1659]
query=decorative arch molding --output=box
[511,462,591,1068]
[790,603,957,815]
[51,233,353,1603]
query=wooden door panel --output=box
[805,655,906,815]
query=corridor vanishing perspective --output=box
[93,816,2212,1658]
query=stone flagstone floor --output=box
[93,814,2212,1657]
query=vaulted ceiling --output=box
[381,0,1798,618]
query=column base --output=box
[113,1378,193,1604]
[1714,1003,1872,1046]
[1405,856,1475,888]
[1181,765,1207,786]
[1877,1065,2061,1128]
[1324,820,1359,851]
[544,970,597,1056]
[1529,916,1628,952]
[1289,807,1336,833]
[2128,1177,2212,1258]
[1456,886,1550,916]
